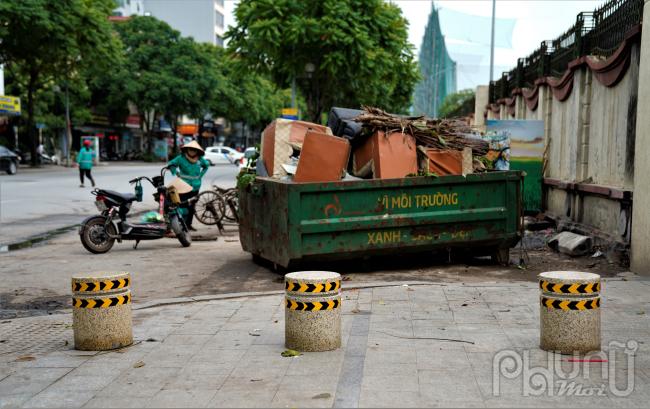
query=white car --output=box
[204,146,244,165]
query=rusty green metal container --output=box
[239,171,523,268]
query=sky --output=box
[224,0,606,90]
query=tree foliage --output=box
[438,89,475,119]
[226,0,419,123]
[0,0,120,164]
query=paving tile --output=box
[418,370,483,402]
[20,354,91,369]
[21,390,96,409]
[43,374,120,392]
[358,389,420,408]
[0,368,72,396]
[163,371,228,390]
[160,334,213,346]
[207,389,277,408]
[270,389,335,408]
[139,350,195,368]
[365,346,416,365]
[363,362,417,377]
[82,396,152,408]
[188,348,247,365]
[415,347,472,371]
[94,367,179,398]
[0,394,32,409]
[205,331,255,350]
[68,361,134,376]
[286,360,343,376]
[219,376,282,392]
[418,398,486,408]
[146,389,217,408]
[360,374,419,392]
[278,375,339,391]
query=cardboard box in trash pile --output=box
[256,106,487,183]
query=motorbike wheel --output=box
[170,215,192,247]
[80,216,116,254]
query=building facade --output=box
[412,6,457,118]
[142,0,225,46]
[113,0,145,17]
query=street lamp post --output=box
[489,0,496,83]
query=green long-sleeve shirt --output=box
[168,154,210,192]
[76,147,95,170]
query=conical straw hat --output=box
[181,140,205,155]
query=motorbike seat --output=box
[98,189,137,203]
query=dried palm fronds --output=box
[354,106,488,156]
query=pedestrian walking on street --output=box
[77,140,96,188]
[167,141,209,231]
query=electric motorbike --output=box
[79,166,192,254]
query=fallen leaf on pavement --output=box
[281,349,302,357]
[15,356,36,362]
[249,329,261,336]
[133,361,145,368]
[312,393,332,399]
[351,308,360,314]
[250,379,263,382]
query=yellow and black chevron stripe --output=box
[72,278,130,292]
[73,293,131,308]
[285,299,340,311]
[539,280,600,295]
[285,280,340,293]
[540,296,600,310]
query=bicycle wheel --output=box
[223,191,239,222]
[194,190,225,225]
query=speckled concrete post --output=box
[539,271,601,354]
[72,272,133,351]
[285,271,341,352]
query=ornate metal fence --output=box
[488,0,643,102]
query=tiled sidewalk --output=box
[1,278,650,408]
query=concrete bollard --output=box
[539,271,601,354]
[72,272,133,351]
[285,271,341,352]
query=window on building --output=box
[215,11,224,28]
[215,35,224,47]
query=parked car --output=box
[204,146,244,165]
[0,145,20,175]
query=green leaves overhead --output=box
[0,0,120,164]
[226,0,419,122]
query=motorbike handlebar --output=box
[128,166,171,186]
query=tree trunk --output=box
[171,115,178,156]
[27,71,38,167]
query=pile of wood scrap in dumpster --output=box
[256,106,490,183]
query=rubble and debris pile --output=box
[256,106,491,183]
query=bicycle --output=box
[194,186,239,227]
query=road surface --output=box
[0,162,239,247]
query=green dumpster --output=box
[239,170,523,268]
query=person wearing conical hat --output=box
[167,140,210,231]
